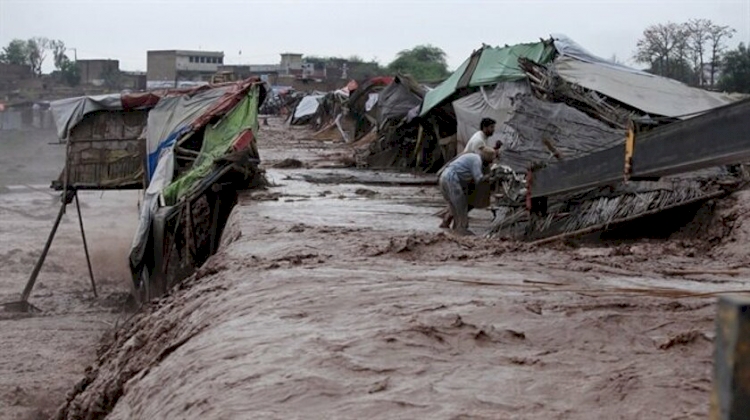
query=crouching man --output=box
[438,147,497,235]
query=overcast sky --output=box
[1,0,749,73]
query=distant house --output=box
[76,59,119,86]
[0,63,34,91]
[147,50,224,89]
[217,64,280,84]
[280,53,303,77]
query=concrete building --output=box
[0,63,33,91]
[76,59,120,86]
[280,53,303,76]
[216,64,279,84]
[147,50,224,88]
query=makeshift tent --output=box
[347,76,393,141]
[420,41,556,117]
[129,81,266,289]
[377,74,427,127]
[353,75,430,169]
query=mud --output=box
[0,129,139,420]
[53,117,750,419]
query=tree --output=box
[718,43,750,93]
[686,18,711,85]
[49,39,67,70]
[387,45,449,82]
[26,37,50,75]
[58,56,80,87]
[0,39,30,66]
[708,24,736,85]
[635,20,736,86]
[634,22,693,84]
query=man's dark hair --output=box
[480,118,496,129]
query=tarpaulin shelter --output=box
[351,75,431,169]
[377,75,428,127]
[347,76,393,141]
[419,41,556,117]
[416,34,743,176]
[129,80,266,299]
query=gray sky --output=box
[1,0,749,73]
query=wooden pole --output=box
[19,200,67,305]
[711,295,750,419]
[75,192,97,298]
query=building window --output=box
[219,57,223,64]
[199,57,205,63]
[189,56,194,63]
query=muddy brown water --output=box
[4,119,750,419]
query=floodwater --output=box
[5,119,750,419]
[0,129,139,419]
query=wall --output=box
[77,60,120,86]
[176,54,222,73]
[280,53,303,75]
[147,51,177,83]
[121,73,147,91]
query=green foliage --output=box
[27,37,49,75]
[386,44,449,82]
[59,56,80,87]
[49,40,67,70]
[718,43,750,93]
[0,39,30,66]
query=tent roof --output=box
[552,58,741,119]
[419,41,556,116]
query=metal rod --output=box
[20,201,66,303]
[75,192,97,298]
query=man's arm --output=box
[470,155,485,183]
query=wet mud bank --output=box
[55,186,750,419]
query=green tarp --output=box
[420,41,556,116]
[163,86,260,204]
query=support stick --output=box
[20,200,66,303]
[75,192,97,298]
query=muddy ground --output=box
[4,119,750,419]
[0,129,139,419]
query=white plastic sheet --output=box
[365,93,379,112]
[50,94,123,139]
[452,81,530,151]
[293,95,324,120]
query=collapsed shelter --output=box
[46,80,267,301]
[360,35,745,240]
